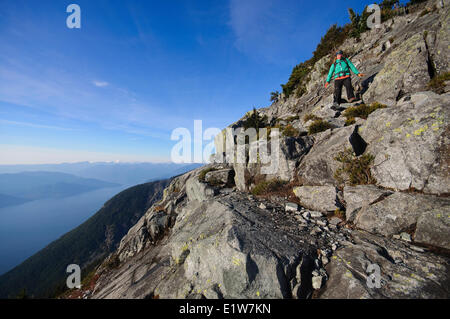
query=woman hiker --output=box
[325,50,364,108]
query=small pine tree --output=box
[270,91,280,102]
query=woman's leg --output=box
[334,79,344,105]
[343,77,355,101]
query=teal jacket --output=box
[326,58,360,83]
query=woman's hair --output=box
[333,51,346,63]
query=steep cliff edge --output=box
[87,1,450,299]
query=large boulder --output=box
[363,33,432,105]
[93,192,321,299]
[205,168,235,187]
[186,176,216,202]
[231,136,314,191]
[415,207,450,250]
[117,207,175,262]
[116,170,197,262]
[162,195,320,299]
[293,185,340,213]
[360,92,449,194]
[269,136,314,181]
[297,126,354,186]
[298,91,449,194]
[320,230,450,299]
[354,192,450,244]
[426,4,450,75]
[343,185,393,222]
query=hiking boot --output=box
[348,97,358,103]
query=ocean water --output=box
[0,185,128,275]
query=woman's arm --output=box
[326,63,335,83]
[346,58,360,75]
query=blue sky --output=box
[0,0,371,164]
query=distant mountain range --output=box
[0,162,201,185]
[0,179,171,298]
[0,171,118,208]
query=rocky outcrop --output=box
[297,126,354,186]
[230,135,314,192]
[186,176,217,202]
[415,207,450,250]
[354,192,450,249]
[361,92,449,194]
[205,168,235,186]
[93,177,450,299]
[293,185,340,213]
[362,33,432,105]
[93,190,329,299]
[344,185,392,222]
[320,230,450,299]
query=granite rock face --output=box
[362,33,432,105]
[414,207,450,250]
[354,192,450,246]
[320,230,450,299]
[205,168,235,187]
[361,92,450,195]
[293,186,340,213]
[93,167,450,300]
[344,185,393,223]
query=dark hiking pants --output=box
[334,77,355,104]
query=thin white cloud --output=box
[0,119,75,131]
[93,81,109,87]
[0,63,182,134]
[0,144,170,165]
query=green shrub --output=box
[282,62,311,98]
[16,289,29,299]
[251,179,288,196]
[104,254,120,270]
[285,115,300,122]
[303,114,321,122]
[427,72,450,94]
[295,85,307,98]
[308,119,332,135]
[282,124,300,137]
[343,102,387,120]
[334,149,376,186]
[345,117,356,126]
[198,168,217,182]
[334,209,346,220]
